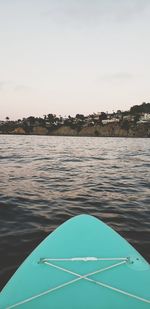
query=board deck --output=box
[0,215,150,308]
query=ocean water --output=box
[0,135,150,290]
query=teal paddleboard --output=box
[0,215,150,308]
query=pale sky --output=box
[0,0,150,120]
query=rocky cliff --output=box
[50,123,150,138]
[0,123,150,137]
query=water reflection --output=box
[0,135,150,290]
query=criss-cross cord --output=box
[6,258,150,308]
[6,260,126,309]
[43,259,126,280]
[43,260,150,304]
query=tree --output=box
[75,114,85,121]
[27,116,35,125]
[38,117,45,125]
[47,114,55,124]
[5,117,9,121]
[99,112,107,121]
[130,105,141,114]
[130,102,150,114]
[68,115,74,122]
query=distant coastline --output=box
[1,102,150,137]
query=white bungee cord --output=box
[6,256,150,308]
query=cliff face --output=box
[50,123,150,138]
[0,123,150,137]
[32,126,48,135]
[11,127,26,134]
[78,125,123,137]
[7,126,48,135]
[51,126,77,136]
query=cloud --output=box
[0,81,5,90]
[41,0,150,26]
[0,81,12,91]
[114,0,150,22]
[0,81,31,92]
[14,84,32,92]
[99,72,133,82]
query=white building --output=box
[123,115,135,121]
[140,113,150,122]
[102,118,120,125]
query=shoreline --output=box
[0,134,150,139]
[1,103,150,138]
[0,123,150,138]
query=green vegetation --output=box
[0,102,150,137]
[130,102,150,114]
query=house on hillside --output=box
[102,118,120,125]
[138,113,150,123]
[123,115,135,122]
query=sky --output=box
[0,0,150,120]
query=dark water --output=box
[0,135,150,290]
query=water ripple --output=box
[0,135,150,290]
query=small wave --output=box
[0,135,150,290]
